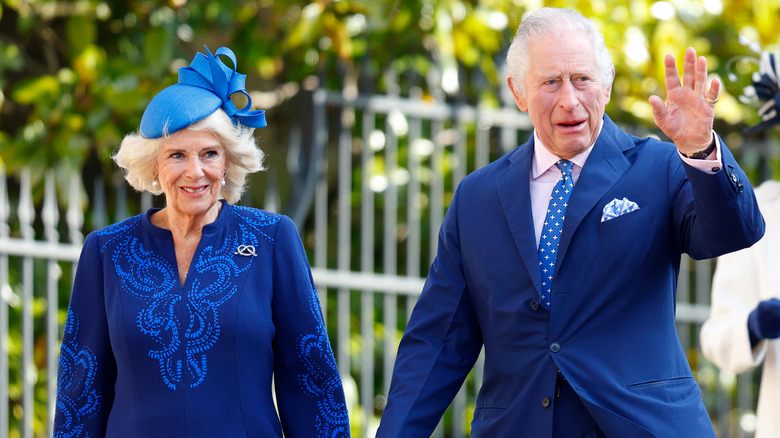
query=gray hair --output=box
[506,7,614,97]
[113,109,265,204]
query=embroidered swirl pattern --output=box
[54,311,102,438]
[77,206,347,435]
[297,292,351,437]
[98,208,279,389]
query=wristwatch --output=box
[681,135,716,160]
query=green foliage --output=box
[2,0,780,180]
[1,1,778,175]
[2,1,780,437]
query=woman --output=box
[700,50,780,438]
[700,179,780,438]
[53,46,350,437]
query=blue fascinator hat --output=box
[140,46,267,139]
[729,41,780,134]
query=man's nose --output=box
[559,80,580,110]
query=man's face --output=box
[509,33,612,159]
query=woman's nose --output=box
[185,156,205,178]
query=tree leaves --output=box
[1,0,779,178]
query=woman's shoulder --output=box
[755,180,780,218]
[228,205,300,233]
[229,204,284,223]
[78,214,145,255]
[91,214,145,239]
[755,180,780,201]
[227,206,304,248]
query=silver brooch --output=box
[235,244,257,257]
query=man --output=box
[376,7,765,438]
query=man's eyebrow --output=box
[535,71,559,81]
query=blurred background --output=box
[1,0,779,437]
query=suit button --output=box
[542,397,551,408]
[550,342,561,353]
[531,300,539,310]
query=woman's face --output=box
[156,129,225,219]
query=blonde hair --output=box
[113,109,265,204]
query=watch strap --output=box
[681,135,716,160]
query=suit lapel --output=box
[556,116,632,266]
[496,116,634,292]
[497,141,542,293]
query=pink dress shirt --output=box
[530,124,723,246]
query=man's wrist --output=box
[681,134,716,159]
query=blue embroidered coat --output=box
[54,201,350,437]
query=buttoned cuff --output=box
[678,131,723,174]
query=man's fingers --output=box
[706,77,721,103]
[682,48,697,90]
[694,56,709,96]
[649,95,666,125]
[664,53,681,91]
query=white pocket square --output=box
[601,197,640,222]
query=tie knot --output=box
[555,159,572,178]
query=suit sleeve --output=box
[271,216,350,438]
[673,135,765,259]
[53,232,117,437]
[377,189,483,437]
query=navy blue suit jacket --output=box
[377,116,765,437]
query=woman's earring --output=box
[222,171,226,186]
[152,178,158,188]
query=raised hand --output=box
[649,47,720,155]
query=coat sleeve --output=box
[270,216,350,438]
[53,232,117,437]
[700,181,779,373]
[699,246,764,373]
[376,189,483,437]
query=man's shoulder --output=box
[461,143,528,184]
[602,116,676,156]
[629,134,677,157]
[604,124,679,168]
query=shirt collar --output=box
[531,121,602,179]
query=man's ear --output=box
[604,68,615,104]
[507,77,528,112]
